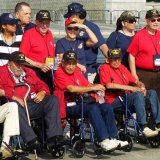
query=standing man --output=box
[64,2,108,83]
[15,2,35,35]
[20,10,55,93]
[127,9,160,98]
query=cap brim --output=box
[108,56,122,59]
[64,13,71,18]
[36,18,53,22]
[1,19,18,24]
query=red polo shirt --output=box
[20,27,55,63]
[100,63,136,104]
[127,27,160,70]
[54,66,89,118]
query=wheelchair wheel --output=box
[72,139,85,158]
[148,135,160,148]
[50,146,65,159]
[119,132,133,152]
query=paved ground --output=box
[25,140,160,160]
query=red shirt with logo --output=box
[20,27,55,63]
[100,63,136,104]
[54,66,89,118]
[127,27,160,70]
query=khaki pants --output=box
[0,102,20,138]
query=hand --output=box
[39,63,52,72]
[33,91,46,103]
[0,89,5,96]
[77,63,86,73]
[12,96,24,107]
[69,23,86,29]
[92,84,105,93]
[136,81,145,88]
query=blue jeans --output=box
[66,103,118,141]
[112,90,160,126]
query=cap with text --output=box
[108,48,123,59]
[62,51,77,62]
[36,10,52,21]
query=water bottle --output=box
[54,54,60,70]
[97,91,105,104]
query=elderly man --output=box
[127,9,160,98]
[64,2,108,83]
[0,51,64,154]
[100,48,160,137]
[54,50,128,152]
[15,2,35,35]
[19,10,55,93]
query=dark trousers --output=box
[28,67,54,94]
[18,95,63,143]
[67,103,118,141]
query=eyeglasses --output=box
[150,18,160,23]
[125,19,137,24]
[67,27,79,31]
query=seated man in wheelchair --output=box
[100,48,160,137]
[0,101,23,159]
[54,50,129,152]
[0,51,65,154]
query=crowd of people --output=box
[0,1,160,159]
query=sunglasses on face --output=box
[150,18,160,23]
[125,19,137,24]
[67,27,79,31]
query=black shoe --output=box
[47,135,66,149]
[26,138,40,151]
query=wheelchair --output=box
[116,92,160,149]
[64,92,130,158]
[16,82,65,159]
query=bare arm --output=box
[66,84,105,94]
[25,57,51,72]
[106,83,142,93]
[70,23,98,47]
[99,44,109,58]
[129,54,139,80]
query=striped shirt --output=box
[0,34,22,66]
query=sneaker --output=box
[111,139,128,148]
[155,128,160,132]
[100,139,119,151]
[143,127,158,138]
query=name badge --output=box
[153,55,160,67]
[45,57,54,65]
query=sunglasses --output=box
[150,18,160,23]
[125,19,137,24]
[67,27,79,31]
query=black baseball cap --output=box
[64,2,85,18]
[0,13,17,24]
[9,51,26,64]
[145,9,160,19]
[62,51,77,62]
[36,10,52,21]
[108,48,123,59]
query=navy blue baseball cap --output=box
[64,2,84,18]
[0,13,17,24]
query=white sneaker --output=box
[100,139,118,151]
[111,139,128,148]
[143,127,158,138]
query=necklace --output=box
[121,29,134,37]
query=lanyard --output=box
[147,29,158,54]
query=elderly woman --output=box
[55,16,98,74]
[106,11,138,69]
[0,13,22,66]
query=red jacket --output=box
[0,65,50,100]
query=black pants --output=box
[18,95,63,143]
[27,67,54,94]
